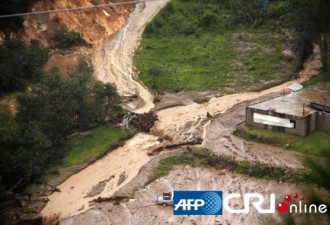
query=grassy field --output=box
[303,71,330,88]
[61,126,130,167]
[135,0,297,93]
[235,125,330,158]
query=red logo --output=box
[276,193,326,214]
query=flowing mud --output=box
[60,167,330,225]
[93,0,169,113]
[41,133,160,219]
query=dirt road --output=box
[93,0,169,113]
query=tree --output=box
[93,81,121,124]
[17,73,75,145]
[17,58,122,144]
[0,40,49,94]
[54,28,85,50]
[1,58,123,188]
[293,0,330,70]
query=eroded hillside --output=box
[23,0,135,46]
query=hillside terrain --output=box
[0,0,329,225]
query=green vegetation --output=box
[292,0,329,71]
[234,125,330,158]
[147,148,305,185]
[17,58,122,144]
[304,157,330,190]
[303,71,330,88]
[136,31,296,93]
[62,127,130,167]
[0,40,49,94]
[135,0,300,93]
[53,28,85,50]
[193,97,210,104]
[135,0,330,93]
[0,59,124,190]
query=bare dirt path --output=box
[93,0,169,114]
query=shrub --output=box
[0,40,49,94]
[53,28,85,50]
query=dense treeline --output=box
[292,0,329,70]
[145,0,329,70]
[0,40,49,93]
[0,31,85,94]
[0,59,123,189]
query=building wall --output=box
[316,112,330,133]
[246,107,315,137]
[310,112,317,132]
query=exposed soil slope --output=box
[93,0,169,113]
[23,0,135,46]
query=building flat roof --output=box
[248,82,330,117]
[289,82,303,92]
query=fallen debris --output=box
[147,138,203,155]
[117,172,127,186]
[129,112,158,132]
[84,175,115,198]
[91,195,129,204]
[51,188,61,193]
